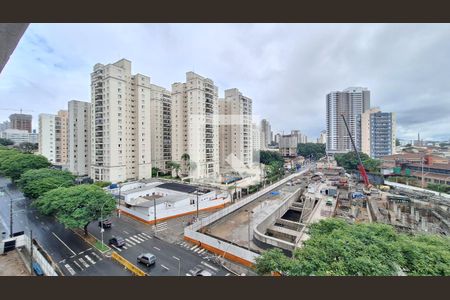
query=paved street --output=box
[0,177,129,276]
[87,213,231,276]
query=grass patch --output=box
[94,240,110,252]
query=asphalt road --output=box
[87,213,231,276]
[0,177,129,276]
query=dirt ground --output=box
[0,249,31,276]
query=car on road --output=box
[98,219,112,229]
[137,253,156,267]
[189,266,213,276]
[109,236,125,248]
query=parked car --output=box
[189,266,212,276]
[98,219,112,229]
[137,253,156,267]
[109,236,125,248]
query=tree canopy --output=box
[33,185,116,235]
[260,150,284,165]
[17,168,75,199]
[255,218,450,276]
[334,152,381,173]
[0,149,50,181]
[297,143,326,160]
[15,142,38,153]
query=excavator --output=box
[340,114,373,193]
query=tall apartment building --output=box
[317,130,327,144]
[260,119,271,149]
[279,134,298,157]
[326,87,370,154]
[38,113,56,163]
[68,100,91,176]
[56,110,68,165]
[359,107,396,159]
[219,88,253,172]
[9,113,32,133]
[252,122,262,151]
[150,84,172,172]
[90,59,152,183]
[274,133,281,144]
[171,72,220,180]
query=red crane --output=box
[340,114,371,188]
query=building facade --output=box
[317,130,327,144]
[38,113,56,163]
[9,113,32,133]
[68,100,91,176]
[171,72,220,181]
[279,134,298,157]
[326,87,370,154]
[90,59,152,183]
[150,84,172,172]
[0,120,10,132]
[219,88,253,172]
[0,128,37,145]
[359,107,396,159]
[260,119,271,149]
[56,110,68,165]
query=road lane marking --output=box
[194,248,201,253]
[78,257,89,268]
[51,232,76,256]
[153,246,160,251]
[190,245,199,251]
[141,232,152,238]
[201,261,219,272]
[186,273,192,276]
[226,273,231,276]
[137,233,150,240]
[35,216,39,220]
[111,245,122,252]
[123,230,129,234]
[64,264,76,275]
[161,265,170,271]
[79,251,84,255]
[73,260,83,270]
[59,259,66,263]
[125,238,136,246]
[91,252,102,261]
[133,235,145,242]
[85,255,96,265]
[129,236,141,243]
[122,246,128,250]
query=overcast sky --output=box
[1,23,449,141]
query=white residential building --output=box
[68,100,91,176]
[90,59,152,183]
[0,128,37,145]
[219,88,253,173]
[150,84,172,172]
[317,130,327,144]
[326,87,370,154]
[56,110,68,166]
[38,113,56,163]
[171,72,220,181]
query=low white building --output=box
[0,128,38,145]
[111,181,230,223]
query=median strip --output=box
[110,252,148,276]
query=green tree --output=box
[0,138,14,146]
[255,218,450,276]
[181,153,190,175]
[167,161,181,178]
[17,168,75,199]
[34,185,116,236]
[395,139,401,146]
[152,167,160,177]
[16,142,38,153]
[93,181,112,188]
[335,152,380,173]
[0,152,50,181]
[260,150,284,165]
[297,143,326,160]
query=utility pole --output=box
[421,155,425,188]
[9,196,13,238]
[196,188,199,219]
[153,198,157,236]
[30,230,33,274]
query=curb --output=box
[71,229,111,254]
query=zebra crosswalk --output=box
[151,221,168,232]
[175,240,213,259]
[110,232,153,252]
[62,251,103,276]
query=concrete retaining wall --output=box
[385,181,450,199]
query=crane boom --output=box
[340,114,370,187]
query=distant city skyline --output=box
[1,24,450,141]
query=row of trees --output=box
[260,150,285,182]
[0,147,116,236]
[334,151,381,173]
[255,218,450,276]
[297,143,326,160]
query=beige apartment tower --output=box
[56,110,68,165]
[219,88,253,172]
[68,100,91,176]
[90,59,152,183]
[171,72,220,181]
[150,84,172,172]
